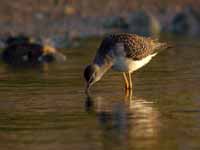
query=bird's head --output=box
[42,45,66,63]
[84,64,101,93]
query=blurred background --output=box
[1,1,200,150]
[0,0,200,47]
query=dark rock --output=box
[1,35,66,66]
[128,11,161,36]
[103,16,129,30]
[5,34,31,46]
[170,6,200,36]
[171,13,189,34]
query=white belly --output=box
[112,53,157,73]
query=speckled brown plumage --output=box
[95,33,167,61]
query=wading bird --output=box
[84,33,169,93]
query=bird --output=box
[84,33,169,93]
[1,35,66,66]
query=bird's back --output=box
[94,33,167,65]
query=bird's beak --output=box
[53,52,66,63]
[85,83,91,95]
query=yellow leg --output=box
[123,73,130,98]
[124,88,133,104]
[123,73,133,104]
[123,72,129,89]
[128,73,132,89]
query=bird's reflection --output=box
[85,95,95,112]
[85,91,160,149]
[85,94,128,149]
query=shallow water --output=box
[0,35,200,150]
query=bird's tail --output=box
[155,42,173,50]
[151,41,173,55]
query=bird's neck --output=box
[94,62,112,79]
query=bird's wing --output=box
[120,34,164,60]
[110,33,167,60]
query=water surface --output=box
[0,35,200,150]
